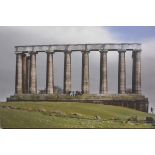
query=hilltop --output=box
[0,101,154,128]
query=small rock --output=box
[95,115,101,120]
[38,108,46,113]
[71,113,83,117]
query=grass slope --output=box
[0,102,154,128]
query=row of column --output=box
[15,50,141,95]
[15,52,37,94]
[118,50,141,94]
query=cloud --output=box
[141,38,155,108]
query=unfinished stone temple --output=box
[8,43,149,112]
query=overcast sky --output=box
[0,26,155,109]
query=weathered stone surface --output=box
[14,43,143,96]
[81,51,89,94]
[29,52,37,94]
[7,94,149,112]
[46,52,54,94]
[64,51,72,94]
[22,54,27,93]
[118,50,126,94]
[12,43,148,113]
[26,56,30,93]
[132,50,141,94]
[15,43,141,53]
[100,50,108,94]
[15,53,23,94]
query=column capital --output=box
[132,49,141,58]
[22,53,27,56]
[15,52,23,55]
[118,49,126,53]
[81,50,90,54]
[28,51,38,54]
[132,49,142,53]
[46,50,55,54]
[65,50,72,54]
[99,50,108,53]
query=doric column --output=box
[22,53,27,93]
[15,53,23,94]
[100,50,108,94]
[81,50,89,94]
[29,52,37,94]
[26,56,30,93]
[118,50,126,94]
[132,50,141,94]
[46,51,54,94]
[64,50,72,94]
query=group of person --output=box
[68,91,83,96]
[151,107,154,114]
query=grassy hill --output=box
[0,102,155,128]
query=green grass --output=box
[0,102,154,128]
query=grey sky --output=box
[0,26,154,110]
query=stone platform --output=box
[7,94,149,112]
